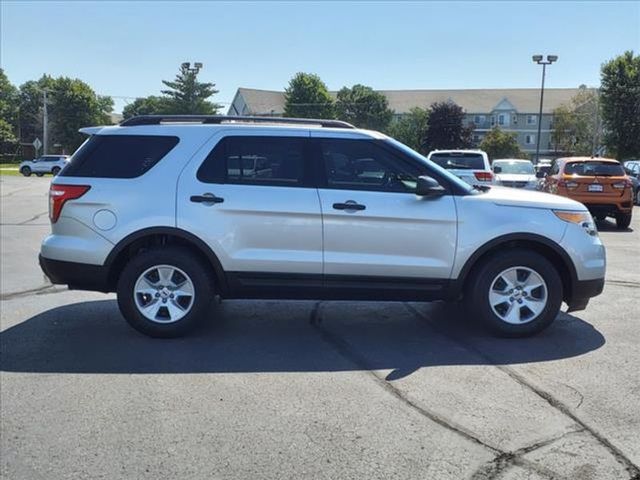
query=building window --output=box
[512,115,518,124]
[498,114,506,126]
[474,115,485,124]
[473,134,481,143]
[527,115,537,125]
[525,134,536,145]
[491,116,495,126]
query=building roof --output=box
[231,87,591,116]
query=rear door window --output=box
[564,161,624,176]
[61,135,179,178]
[197,136,311,187]
[429,153,485,170]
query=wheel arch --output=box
[451,233,577,302]
[105,227,228,294]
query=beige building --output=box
[228,87,594,157]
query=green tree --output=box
[480,127,524,161]
[15,75,111,154]
[424,101,473,151]
[122,96,170,119]
[600,51,640,159]
[48,77,113,152]
[335,84,393,130]
[552,87,600,156]
[161,63,221,114]
[283,72,334,119]
[0,69,19,154]
[387,107,430,154]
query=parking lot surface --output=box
[1,175,639,479]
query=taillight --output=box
[612,180,632,189]
[474,171,493,182]
[49,184,91,223]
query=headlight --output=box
[553,210,597,236]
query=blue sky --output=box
[1,1,639,113]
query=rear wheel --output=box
[615,212,632,230]
[117,247,214,338]
[20,166,31,177]
[466,249,563,337]
[51,167,61,176]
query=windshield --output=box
[429,152,485,170]
[565,161,624,177]
[493,160,534,175]
[383,138,474,193]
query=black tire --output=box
[51,167,61,176]
[20,166,31,177]
[615,212,632,230]
[117,247,215,338]
[466,249,563,337]
[635,189,640,206]
[36,173,44,177]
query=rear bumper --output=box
[566,277,605,312]
[584,202,633,216]
[39,255,111,292]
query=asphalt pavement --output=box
[1,175,639,479]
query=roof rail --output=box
[119,115,355,129]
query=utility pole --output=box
[592,90,600,156]
[43,90,49,155]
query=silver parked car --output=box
[39,116,605,338]
[19,155,69,177]
[492,159,538,190]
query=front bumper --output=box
[39,255,111,292]
[566,277,605,312]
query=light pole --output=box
[181,62,203,74]
[532,54,558,163]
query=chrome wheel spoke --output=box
[166,299,186,319]
[489,289,509,308]
[157,267,175,286]
[141,300,162,319]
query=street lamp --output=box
[532,54,558,163]
[181,62,203,74]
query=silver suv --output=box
[39,116,605,338]
[19,155,69,177]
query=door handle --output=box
[190,193,224,204]
[333,201,366,211]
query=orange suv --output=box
[542,157,633,229]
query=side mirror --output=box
[493,166,502,174]
[416,175,446,197]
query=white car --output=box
[39,115,605,338]
[426,149,494,187]
[19,155,69,177]
[492,159,538,190]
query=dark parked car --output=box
[623,160,640,205]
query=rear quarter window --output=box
[61,135,179,178]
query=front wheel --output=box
[117,247,215,338]
[20,167,31,177]
[616,212,632,230]
[466,250,563,337]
